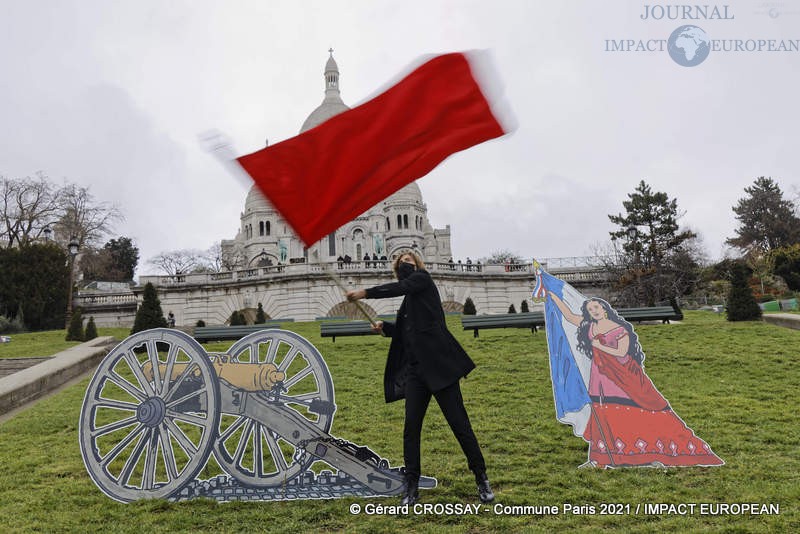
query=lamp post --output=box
[65,236,80,328]
[43,226,52,242]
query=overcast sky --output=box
[2,0,798,275]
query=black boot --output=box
[400,476,419,506]
[475,471,494,503]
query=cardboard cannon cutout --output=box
[79,328,435,502]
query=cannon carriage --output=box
[78,328,422,503]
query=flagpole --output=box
[323,263,379,327]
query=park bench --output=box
[618,306,683,323]
[194,320,295,343]
[320,321,380,342]
[461,305,682,338]
[462,312,545,338]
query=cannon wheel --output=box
[213,329,335,487]
[79,329,221,503]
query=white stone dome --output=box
[244,185,275,214]
[386,182,424,205]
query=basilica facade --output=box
[221,51,453,268]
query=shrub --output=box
[131,282,168,334]
[66,308,84,341]
[229,310,247,326]
[84,316,98,341]
[508,304,517,313]
[196,319,206,327]
[520,300,529,312]
[463,297,477,315]
[0,314,25,334]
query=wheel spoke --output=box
[124,350,156,397]
[93,398,140,412]
[160,343,180,397]
[283,365,313,389]
[118,427,150,487]
[163,362,199,404]
[146,340,162,398]
[164,385,207,410]
[218,416,247,444]
[277,347,300,372]
[142,430,158,490]
[100,423,145,467]
[106,372,147,402]
[233,419,254,467]
[166,409,209,428]
[248,343,259,364]
[158,425,179,481]
[264,429,288,471]
[91,415,139,439]
[163,418,198,456]
[265,339,280,363]
[253,423,264,477]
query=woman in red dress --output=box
[548,294,723,467]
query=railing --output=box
[139,258,614,288]
[75,291,138,308]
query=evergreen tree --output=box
[508,304,517,313]
[255,302,267,324]
[66,307,84,341]
[726,261,762,321]
[84,316,98,340]
[770,244,800,291]
[463,297,477,315]
[727,177,800,257]
[608,180,700,306]
[520,300,529,312]
[131,282,168,333]
[196,319,206,327]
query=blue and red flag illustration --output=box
[533,262,723,468]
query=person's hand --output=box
[371,320,384,334]
[346,289,366,302]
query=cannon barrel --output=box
[142,358,285,392]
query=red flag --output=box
[236,52,510,247]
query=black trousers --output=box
[403,367,486,481]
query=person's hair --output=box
[393,250,426,277]
[575,298,645,365]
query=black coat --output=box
[365,269,475,402]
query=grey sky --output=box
[1,0,798,274]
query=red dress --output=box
[582,325,723,467]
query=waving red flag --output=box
[236,51,511,247]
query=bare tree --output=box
[54,183,123,248]
[147,249,204,276]
[0,173,62,248]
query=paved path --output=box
[0,337,115,419]
[763,313,800,331]
[0,357,52,378]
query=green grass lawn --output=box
[0,327,131,359]
[0,313,797,533]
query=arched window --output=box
[266,221,271,236]
[397,214,402,229]
[386,217,390,231]
[259,221,265,236]
[403,214,409,229]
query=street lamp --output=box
[65,236,80,328]
[43,226,52,242]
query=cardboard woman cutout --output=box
[533,264,723,468]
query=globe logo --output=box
[668,25,711,67]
